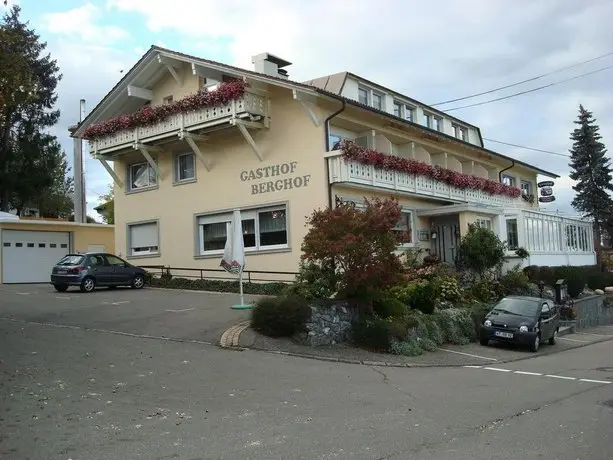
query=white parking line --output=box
[484,367,512,372]
[514,370,542,376]
[55,296,71,300]
[438,348,498,361]
[16,292,31,295]
[102,301,130,306]
[165,308,195,313]
[579,378,611,384]
[558,337,590,343]
[545,374,576,380]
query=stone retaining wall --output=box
[573,294,613,329]
[295,301,358,346]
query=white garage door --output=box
[1,230,70,283]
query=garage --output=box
[1,230,70,283]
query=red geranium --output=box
[340,140,521,198]
[83,80,248,140]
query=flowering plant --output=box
[340,140,521,198]
[83,80,248,140]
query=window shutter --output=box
[130,222,158,248]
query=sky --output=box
[3,0,613,221]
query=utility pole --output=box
[69,99,87,223]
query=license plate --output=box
[57,269,67,274]
[495,331,513,339]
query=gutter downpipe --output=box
[499,160,515,183]
[323,95,346,209]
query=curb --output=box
[219,321,613,368]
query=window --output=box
[423,113,431,127]
[106,255,128,267]
[163,95,173,104]
[358,87,369,105]
[475,217,492,230]
[393,101,402,117]
[372,92,383,110]
[433,116,442,131]
[50,243,57,248]
[404,105,414,122]
[452,124,468,141]
[128,221,159,256]
[129,161,157,191]
[506,218,519,250]
[27,243,34,248]
[393,211,413,245]
[502,174,516,187]
[197,205,288,255]
[521,180,532,196]
[15,242,23,247]
[38,243,45,248]
[174,153,196,183]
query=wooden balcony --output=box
[326,152,527,208]
[90,90,268,155]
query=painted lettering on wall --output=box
[240,162,311,195]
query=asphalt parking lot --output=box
[0,284,255,344]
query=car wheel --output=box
[548,328,558,345]
[80,276,96,293]
[54,284,68,292]
[131,274,145,289]
[480,337,489,346]
[530,334,540,352]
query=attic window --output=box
[163,95,173,104]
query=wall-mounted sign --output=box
[418,230,431,241]
[538,180,555,188]
[540,186,553,197]
[240,161,312,195]
[539,196,556,203]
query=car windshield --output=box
[492,298,539,317]
[56,255,85,266]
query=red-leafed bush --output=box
[301,197,405,302]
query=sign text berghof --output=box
[240,162,311,195]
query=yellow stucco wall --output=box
[113,85,328,277]
[0,221,115,283]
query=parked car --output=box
[479,296,560,352]
[50,252,146,293]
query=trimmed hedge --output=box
[523,264,613,296]
[251,295,311,338]
[147,275,288,296]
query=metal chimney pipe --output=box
[72,99,87,223]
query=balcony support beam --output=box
[133,142,162,179]
[178,131,212,171]
[292,89,322,127]
[157,55,183,87]
[97,158,124,188]
[231,118,265,161]
[127,85,153,101]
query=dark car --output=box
[479,296,560,352]
[50,252,146,293]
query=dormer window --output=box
[358,87,369,105]
[163,95,173,104]
[372,92,383,110]
[424,112,443,131]
[452,123,468,141]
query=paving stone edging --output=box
[218,320,613,368]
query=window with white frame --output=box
[423,112,431,128]
[474,217,492,230]
[128,221,159,256]
[506,218,519,250]
[128,161,157,191]
[358,87,369,105]
[404,105,415,122]
[501,174,516,187]
[372,92,383,110]
[197,205,288,255]
[393,101,402,117]
[423,112,443,131]
[520,180,532,196]
[452,123,468,141]
[174,152,196,183]
[393,211,413,245]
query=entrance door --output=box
[432,224,461,264]
[2,230,70,283]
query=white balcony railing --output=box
[90,90,267,154]
[327,153,527,208]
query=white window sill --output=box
[127,252,160,259]
[126,185,158,194]
[195,245,291,259]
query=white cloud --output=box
[41,3,129,44]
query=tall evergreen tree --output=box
[0,5,62,211]
[568,105,613,245]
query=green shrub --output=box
[409,282,438,314]
[515,247,530,260]
[372,294,409,319]
[439,277,462,302]
[283,261,338,301]
[537,266,554,286]
[389,338,423,356]
[387,283,418,305]
[352,317,408,352]
[523,265,540,282]
[434,309,475,345]
[470,279,497,302]
[456,224,507,279]
[251,295,311,338]
[499,267,531,296]
[586,271,613,290]
[149,276,288,295]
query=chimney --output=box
[251,53,292,79]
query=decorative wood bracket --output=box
[230,118,265,161]
[178,130,212,171]
[292,89,322,127]
[133,142,162,179]
[97,158,124,188]
[127,85,153,100]
[157,54,183,87]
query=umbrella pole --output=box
[231,270,252,310]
